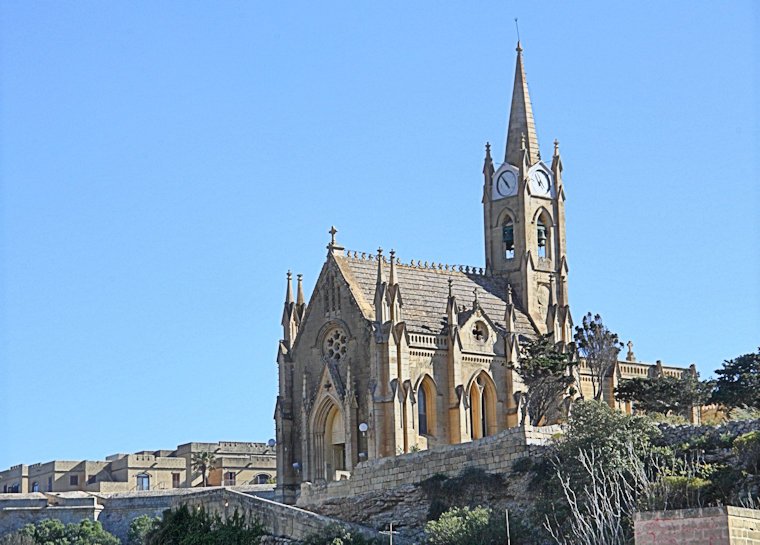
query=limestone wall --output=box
[634,506,760,545]
[297,424,560,507]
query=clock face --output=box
[494,168,518,198]
[530,169,552,196]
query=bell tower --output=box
[483,42,570,338]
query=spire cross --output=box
[514,18,521,46]
[329,226,338,246]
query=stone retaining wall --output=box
[298,424,561,507]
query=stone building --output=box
[0,441,275,495]
[274,42,695,503]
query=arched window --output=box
[503,219,515,259]
[254,473,270,484]
[536,211,552,259]
[31,482,39,493]
[537,218,547,258]
[418,386,428,436]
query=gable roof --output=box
[333,253,537,337]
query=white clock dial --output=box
[530,169,552,196]
[494,168,518,198]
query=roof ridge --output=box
[340,248,489,276]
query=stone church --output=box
[274,43,693,503]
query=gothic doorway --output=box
[311,397,347,481]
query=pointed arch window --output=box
[536,212,552,260]
[503,219,515,259]
[469,373,497,440]
[418,386,428,436]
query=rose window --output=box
[323,328,348,362]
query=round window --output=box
[323,328,348,362]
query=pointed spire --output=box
[483,142,495,176]
[389,249,397,285]
[296,274,305,306]
[285,270,294,305]
[505,41,539,168]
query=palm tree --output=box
[191,451,216,487]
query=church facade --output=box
[274,43,694,503]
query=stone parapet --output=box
[634,506,760,545]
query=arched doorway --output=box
[311,397,346,481]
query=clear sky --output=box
[0,2,758,469]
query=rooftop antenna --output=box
[514,18,520,43]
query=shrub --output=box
[734,431,760,474]
[0,533,36,545]
[511,457,533,473]
[301,523,378,545]
[424,506,504,545]
[145,505,264,545]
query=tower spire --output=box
[505,41,539,168]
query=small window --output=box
[87,475,96,485]
[69,475,79,486]
[136,473,150,491]
[254,473,270,485]
[2,485,6,493]
[172,473,180,488]
[224,471,236,486]
[47,477,52,491]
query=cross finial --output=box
[329,226,338,245]
[626,340,635,362]
[485,142,491,154]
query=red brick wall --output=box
[635,507,760,545]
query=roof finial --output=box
[448,278,453,298]
[506,283,513,305]
[296,273,305,306]
[554,138,560,157]
[473,287,480,309]
[329,226,338,246]
[520,132,526,151]
[389,249,397,285]
[285,270,294,305]
[375,247,384,284]
[626,340,636,362]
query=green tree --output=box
[191,451,217,487]
[573,312,623,401]
[712,349,760,412]
[128,515,160,545]
[424,506,504,545]
[614,374,713,417]
[20,518,120,545]
[515,335,575,425]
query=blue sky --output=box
[0,2,757,469]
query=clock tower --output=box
[482,41,571,341]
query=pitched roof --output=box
[333,253,537,337]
